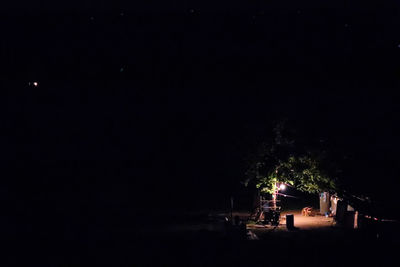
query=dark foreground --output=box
[13,221,398,266]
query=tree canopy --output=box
[244,120,338,195]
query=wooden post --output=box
[272,183,277,209]
[230,196,234,224]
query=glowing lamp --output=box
[279,184,286,190]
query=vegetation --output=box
[244,120,337,195]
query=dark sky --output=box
[2,0,400,216]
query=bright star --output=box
[29,81,38,87]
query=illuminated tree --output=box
[244,120,337,198]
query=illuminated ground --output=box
[247,210,335,232]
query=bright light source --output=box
[279,184,286,190]
[33,82,38,87]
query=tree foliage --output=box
[244,120,337,194]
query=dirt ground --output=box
[111,210,397,266]
[28,209,398,266]
[247,210,335,232]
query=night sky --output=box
[2,0,400,225]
